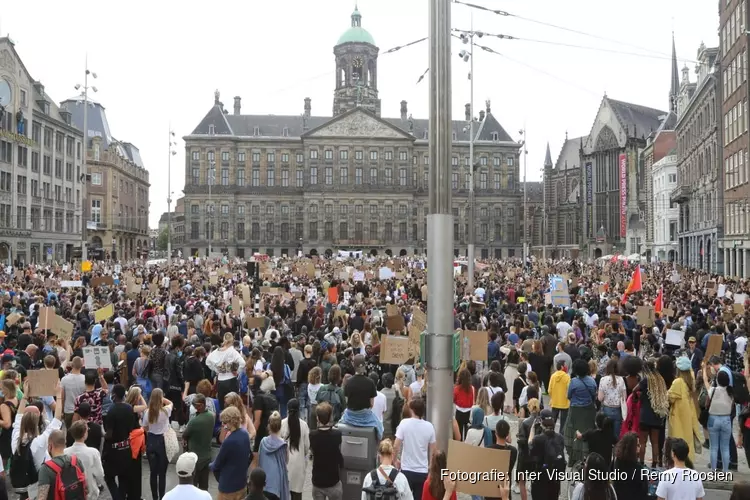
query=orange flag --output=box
[621,266,643,303]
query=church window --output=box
[370,150,378,161]
[355,204,363,214]
[399,205,407,215]
[355,150,363,160]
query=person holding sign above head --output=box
[74,369,108,426]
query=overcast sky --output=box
[2,0,717,227]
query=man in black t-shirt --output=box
[102,384,134,500]
[487,420,518,500]
[340,354,383,439]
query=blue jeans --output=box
[601,406,622,441]
[298,383,309,422]
[339,408,384,440]
[708,414,731,472]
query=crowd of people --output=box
[0,255,750,500]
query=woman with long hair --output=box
[515,398,540,500]
[395,368,412,400]
[219,392,255,442]
[563,359,597,465]
[611,432,649,500]
[474,387,491,416]
[570,452,616,500]
[503,349,520,414]
[422,450,457,500]
[142,388,173,500]
[0,378,18,471]
[598,358,626,440]
[667,356,703,463]
[270,346,291,418]
[206,332,246,412]
[453,368,474,440]
[281,399,309,500]
[636,360,669,467]
[258,411,290,500]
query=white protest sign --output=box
[82,346,112,370]
[665,329,684,347]
[353,271,365,282]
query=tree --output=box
[157,228,169,251]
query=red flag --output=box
[654,286,663,313]
[621,266,643,303]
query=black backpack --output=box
[362,467,400,500]
[9,442,38,489]
[733,371,750,405]
[391,389,405,436]
[539,433,566,479]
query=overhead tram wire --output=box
[452,0,679,60]
[449,34,600,97]
[452,28,699,64]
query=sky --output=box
[1,0,718,227]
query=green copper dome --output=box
[336,7,376,46]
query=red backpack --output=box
[44,455,87,500]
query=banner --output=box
[619,153,627,237]
[585,162,593,239]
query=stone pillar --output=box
[724,248,730,276]
[729,248,736,277]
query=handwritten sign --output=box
[460,330,488,361]
[27,370,59,397]
[51,317,74,340]
[380,335,411,364]
[636,306,655,327]
[94,304,114,323]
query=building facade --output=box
[581,96,668,258]
[520,181,543,253]
[181,8,522,259]
[157,197,185,255]
[652,153,679,261]
[536,136,583,259]
[718,0,749,277]
[0,37,87,265]
[60,99,150,261]
[672,43,722,273]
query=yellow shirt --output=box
[548,369,571,409]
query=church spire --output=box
[351,4,362,27]
[544,142,553,168]
[669,32,679,114]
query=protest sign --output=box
[447,440,510,497]
[380,335,410,364]
[94,304,114,323]
[27,370,59,397]
[83,346,112,370]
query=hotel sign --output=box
[0,129,36,147]
[619,153,627,238]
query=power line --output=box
[452,28,698,63]
[453,0,678,60]
[383,37,428,54]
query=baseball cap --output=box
[688,337,697,343]
[175,452,198,477]
[540,408,555,426]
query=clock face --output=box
[0,80,11,108]
[353,56,364,68]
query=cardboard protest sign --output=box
[460,330,488,361]
[408,324,422,345]
[386,315,405,332]
[90,276,114,288]
[734,303,745,315]
[386,304,399,317]
[447,439,510,497]
[334,310,348,320]
[37,306,56,330]
[6,313,22,326]
[83,346,112,370]
[411,309,427,332]
[27,370,59,397]
[170,280,180,293]
[609,313,622,323]
[380,335,411,364]
[735,293,747,304]
[662,308,674,318]
[247,317,265,330]
[231,296,243,313]
[296,301,306,315]
[94,304,114,323]
[636,306,655,327]
[209,275,218,285]
[52,317,74,340]
[705,335,723,361]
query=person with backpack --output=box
[63,421,104,500]
[394,398,435,500]
[339,355,383,439]
[361,438,413,500]
[37,430,87,500]
[315,365,345,425]
[527,409,565,500]
[253,371,279,454]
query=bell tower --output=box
[333,6,381,116]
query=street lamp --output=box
[458,21,483,291]
[167,128,177,264]
[208,161,216,256]
[76,61,97,262]
[518,129,528,266]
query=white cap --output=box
[175,452,198,477]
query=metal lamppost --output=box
[426,0,455,452]
[75,61,97,262]
[458,23,482,291]
[167,128,177,264]
[208,160,215,256]
[518,129,528,265]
